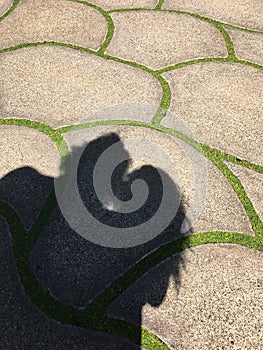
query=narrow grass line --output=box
[0,40,96,55]
[69,0,115,54]
[203,154,263,241]
[157,57,229,74]
[223,23,263,35]
[0,0,19,22]
[213,22,236,59]
[203,145,263,175]
[57,119,263,175]
[232,58,263,71]
[157,56,263,75]
[151,74,171,124]
[154,0,164,10]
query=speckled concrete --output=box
[0,46,162,127]
[162,62,263,165]
[108,244,263,350]
[0,0,108,50]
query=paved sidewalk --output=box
[0,1,262,349]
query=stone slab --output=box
[108,244,263,349]
[106,11,227,69]
[30,125,252,308]
[162,62,263,165]
[0,0,107,50]
[163,0,263,31]
[0,46,162,127]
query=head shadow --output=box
[0,131,192,348]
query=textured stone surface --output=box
[228,28,263,66]
[162,62,263,165]
[0,0,12,16]
[30,125,252,307]
[108,244,263,350]
[226,162,263,223]
[106,11,227,69]
[0,218,141,350]
[0,46,162,127]
[0,125,59,229]
[89,0,157,10]
[0,0,107,50]
[163,0,263,31]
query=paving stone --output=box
[0,46,162,127]
[108,244,263,350]
[0,217,141,349]
[0,0,12,17]
[227,28,263,66]
[89,0,157,10]
[163,0,263,31]
[106,11,227,69]
[0,0,107,50]
[225,162,263,223]
[162,62,263,165]
[30,125,252,308]
[0,125,59,229]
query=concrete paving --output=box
[0,1,262,349]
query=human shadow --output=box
[0,132,191,348]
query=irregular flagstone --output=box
[227,28,263,66]
[225,162,263,223]
[0,0,13,17]
[0,0,107,50]
[88,0,157,10]
[0,125,59,229]
[106,11,227,69]
[108,244,263,350]
[0,218,140,350]
[162,62,263,165]
[31,125,252,308]
[0,46,162,128]
[163,0,263,31]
